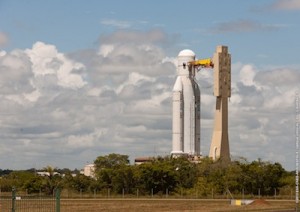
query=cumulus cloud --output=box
[0,49,34,96]
[0,30,175,169]
[25,42,87,89]
[255,68,300,87]
[229,65,298,168]
[0,29,298,171]
[239,64,257,86]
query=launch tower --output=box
[209,46,231,161]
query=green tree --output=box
[61,171,74,190]
[112,165,136,194]
[240,159,285,196]
[0,170,44,193]
[279,171,295,195]
[5,171,36,191]
[94,153,129,169]
[136,157,177,194]
[171,157,197,189]
[71,174,93,192]
[197,158,227,194]
[23,176,44,194]
[94,154,130,192]
[42,166,62,195]
[193,176,214,197]
[223,162,244,194]
[89,153,290,198]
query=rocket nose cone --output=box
[178,49,195,57]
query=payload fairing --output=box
[171,50,200,156]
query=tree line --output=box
[0,153,295,197]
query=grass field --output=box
[0,198,296,211]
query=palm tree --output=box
[42,166,62,195]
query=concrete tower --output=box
[209,46,231,161]
[171,49,200,156]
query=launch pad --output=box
[171,46,231,161]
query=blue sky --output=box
[0,0,299,170]
[2,0,299,64]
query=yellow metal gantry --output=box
[189,58,214,68]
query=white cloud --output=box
[98,44,115,57]
[0,30,176,169]
[255,68,300,88]
[0,51,6,57]
[23,89,41,102]
[239,64,257,86]
[227,64,299,169]
[0,29,299,171]
[0,49,34,96]
[67,128,107,148]
[116,72,155,94]
[26,42,87,89]
[87,87,102,97]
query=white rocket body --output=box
[171,50,200,156]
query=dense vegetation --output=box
[0,154,295,197]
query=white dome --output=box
[178,49,195,57]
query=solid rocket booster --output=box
[171,49,200,156]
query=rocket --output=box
[171,50,200,156]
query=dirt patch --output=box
[1,198,294,211]
[250,199,270,206]
[59,199,294,212]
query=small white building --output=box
[37,171,60,177]
[81,164,95,178]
